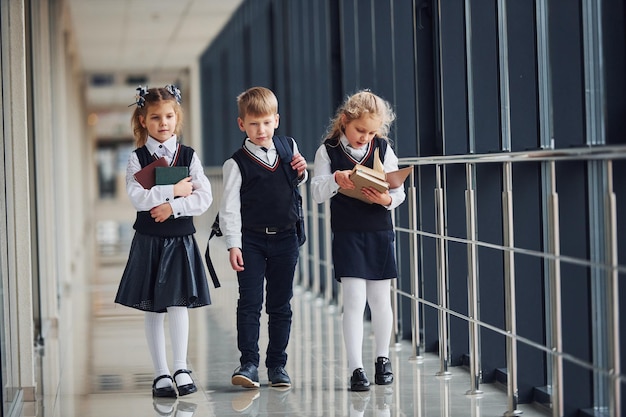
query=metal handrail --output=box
[399,144,626,166]
[389,143,624,415]
[274,143,625,414]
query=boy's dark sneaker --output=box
[232,363,260,388]
[374,357,394,385]
[268,366,291,387]
[350,368,370,391]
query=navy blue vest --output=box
[231,138,298,230]
[133,144,196,237]
[324,137,393,232]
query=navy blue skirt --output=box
[331,230,398,282]
[115,232,211,312]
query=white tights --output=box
[145,306,192,388]
[341,278,393,372]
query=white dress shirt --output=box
[126,135,213,217]
[310,135,406,210]
[220,138,308,250]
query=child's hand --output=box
[334,170,355,189]
[174,176,193,197]
[229,247,245,271]
[290,153,307,178]
[150,203,174,222]
[362,187,393,206]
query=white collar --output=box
[245,138,275,153]
[340,134,368,156]
[146,135,178,156]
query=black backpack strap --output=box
[273,136,306,246]
[203,213,222,288]
[273,136,299,188]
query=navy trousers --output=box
[236,228,299,368]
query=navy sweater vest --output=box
[133,144,196,237]
[232,141,298,230]
[325,137,393,232]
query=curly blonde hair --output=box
[130,87,184,147]
[324,90,396,141]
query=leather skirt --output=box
[115,232,211,312]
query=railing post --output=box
[604,161,620,416]
[408,170,423,361]
[322,199,335,308]
[465,163,482,395]
[546,161,564,417]
[302,187,314,293]
[502,162,521,416]
[435,165,451,377]
[306,183,321,298]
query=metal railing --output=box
[301,144,625,416]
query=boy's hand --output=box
[334,170,355,189]
[229,247,245,271]
[174,176,193,197]
[290,153,307,178]
[150,203,174,222]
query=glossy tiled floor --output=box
[27,214,550,417]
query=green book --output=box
[155,166,189,185]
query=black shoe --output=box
[350,368,370,391]
[374,357,394,385]
[152,374,177,398]
[173,369,197,396]
[268,366,291,387]
[232,362,260,388]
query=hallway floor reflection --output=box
[30,235,549,417]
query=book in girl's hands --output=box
[386,166,413,188]
[155,166,189,185]
[339,164,389,204]
[338,148,413,204]
[133,157,168,189]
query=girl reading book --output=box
[115,85,213,398]
[310,90,406,391]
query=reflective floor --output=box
[25,205,550,417]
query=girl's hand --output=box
[150,203,174,222]
[334,170,355,189]
[174,176,193,197]
[361,187,392,206]
[290,153,307,178]
[229,247,245,271]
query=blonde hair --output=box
[324,90,396,141]
[130,87,184,147]
[237,86,279,119]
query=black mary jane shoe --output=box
[374,356,394,385]
[173,369,198,396]
[350,368,371,391]
[152,375,177,398]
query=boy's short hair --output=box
[237,87,278,119]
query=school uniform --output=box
[220,137,305,369]
[115,136,212,313]
[311,135,406,281]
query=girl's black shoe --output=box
[173,369,198,396]
[374,357,394,385]
[152,375,177,398]
[350,368,371,391]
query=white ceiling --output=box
[66,0,244,109]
